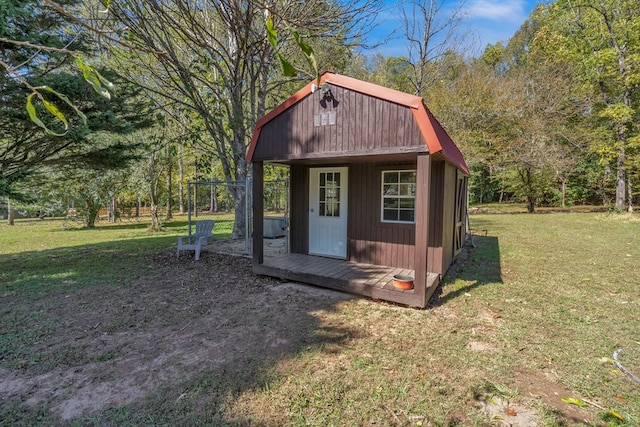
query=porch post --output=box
[414,154,431,307]
[252,161,264,265]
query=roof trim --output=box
[248,72,469,174]
[413,103,469,175]
[322,73,424,110]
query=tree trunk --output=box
[520,167,536,213]
[150,202,161,231]
[613,31,633,212]
[213,185,218,212]
[603,165,611,206]
[231,181,246,237]
[165,144,173,220]
[527,197,535,213]
[178,143,185,214]
[108,197,116,222]
[145,148,165,231]
[149,181,162,231]
[85,200,100,228]
[229,110,247,238]
[7,199,14,226]
[232,184,246,238]
[628,176,634,213]
[210,183,215,212]
[209,157,217,212]
[615,130,626,211]
[193,161,198,218]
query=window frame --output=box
[318,171,341,218]
[380,169,417,224]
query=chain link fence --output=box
[185,179,289,255]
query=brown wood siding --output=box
[414,154,431,306]
[427,161,445,275]
[289,165,309,254]
[252,162,264,265]
[441,163,457,272]
[348,163,415,269]
[252,85,425,162]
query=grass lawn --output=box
[0,214,234,300]
[0,211,639,426]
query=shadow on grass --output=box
[437,230,503,305]
[0,235,180,300]
[0,236,358,426]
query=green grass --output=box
[470,202,610,214]
[1,211,639,426]
[0,214,234,300]
[454,213,640,421]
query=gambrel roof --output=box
[247,72,468,175]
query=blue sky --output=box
[361,0,542,57]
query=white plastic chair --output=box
[176,220,215,260]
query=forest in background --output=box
[1,0,639,231]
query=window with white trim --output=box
[381,170,417,223]
[318,171,341,217]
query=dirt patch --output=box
[205,236,288,258]
[474,395,540,426]
[513,369,594,425]
[467,340,498,353]
[0,247,349,422]
[471,370,595,426]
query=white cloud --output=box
[466,0,527,22]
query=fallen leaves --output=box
[504,407,517,416]
[561,397,587,407]
[562,396,626,422]
[608,410,625,421]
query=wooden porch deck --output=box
[253,253,440,307]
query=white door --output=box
[309,167,348,258]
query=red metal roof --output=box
[247,72,469,174]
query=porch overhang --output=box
[257,146,428,166]
[251,153,436,308]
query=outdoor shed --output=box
[248,72,469,308]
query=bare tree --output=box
[400,0,468,96]
[82,0,379,237]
